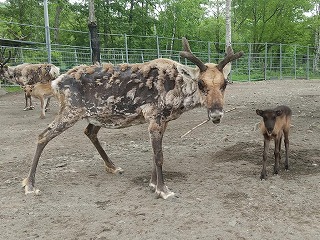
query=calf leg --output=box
[22,110,82,194]
[39,97,46,119]
[45,97,51,112]
[84,123,123,174]
[148,120,173,199]
[284,130,289,170]
[274,136,281,175]
[24,94,33,111]
[261,138,270,180]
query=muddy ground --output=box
[0,79,320,240]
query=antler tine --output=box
[180,37,207,72]
[182,37,192,52]
[3,50,11,65]
[0,48,11,65]
[217,47,244,71]
[0,47,5,61]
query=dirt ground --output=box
[1,79,320,240]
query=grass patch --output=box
[3,85,23,93]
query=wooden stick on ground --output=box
[180,107,237,138]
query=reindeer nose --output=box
[267,128,273,134]
[209,109,224,124]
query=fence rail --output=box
[1,20,319,86]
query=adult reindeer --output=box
[22,38,243,199]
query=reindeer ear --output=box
[198,79,207,93]
[256,109,263,116]
[276,110,282,116]
[223,62,231,79]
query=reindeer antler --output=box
[180,37,207,72]
[217,46,243,71]
[0,48,11,66]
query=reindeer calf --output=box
[256,105,292,180]
[22,82,55,119]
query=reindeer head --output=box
[0,48,12,80]
[23,84,34,97]
[256,109,283,136]
[180,38,243,123]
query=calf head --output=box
[256,109,283,135]
[180,38,243,123]
[23,84,34,98]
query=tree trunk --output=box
[225,0,232,49]
[53,1,63,43]
[225,0,232,81]
[88,0,100,64]
[128,0,134,35]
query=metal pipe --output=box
[44,0,51,63]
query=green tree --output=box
[233,0,313,52]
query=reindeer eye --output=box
[220,80,227,91]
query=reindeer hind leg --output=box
[84,123,123,174]
[284,130,289,170]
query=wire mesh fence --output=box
[1,20,319,87]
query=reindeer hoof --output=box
[149,182,156,191]
[260,175,267,180]
[106,166,124,174]
[23,107,29,111]
[155,186,175,199]
[22,178,40,195]
[29,106,35,110]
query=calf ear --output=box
[198,79,207,94]
[256,109,263,116]
[276,110,282,116]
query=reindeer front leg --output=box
[274,135,282,175]
[23,93,30,111]
[148,120,174,199]
[261,137,270,180]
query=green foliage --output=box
[0,0,318,56]
[3,85,22,93]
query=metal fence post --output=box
[307,46,310,80]
[208,41,211,63]
[43,0,51,63]
[248,43,251,81]
[156,35,160,58]
[264,42,267,80]
[280,43,282,80]
[294,45,297,79]
[74,49,78,65]
[124,34,128,63]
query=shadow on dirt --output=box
[212,141,320,179]
[131,171,188,186]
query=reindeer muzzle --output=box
[208,109,224,124]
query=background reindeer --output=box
[22,38,243,199]
[0,48,60,113]
[22,82,55,118]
